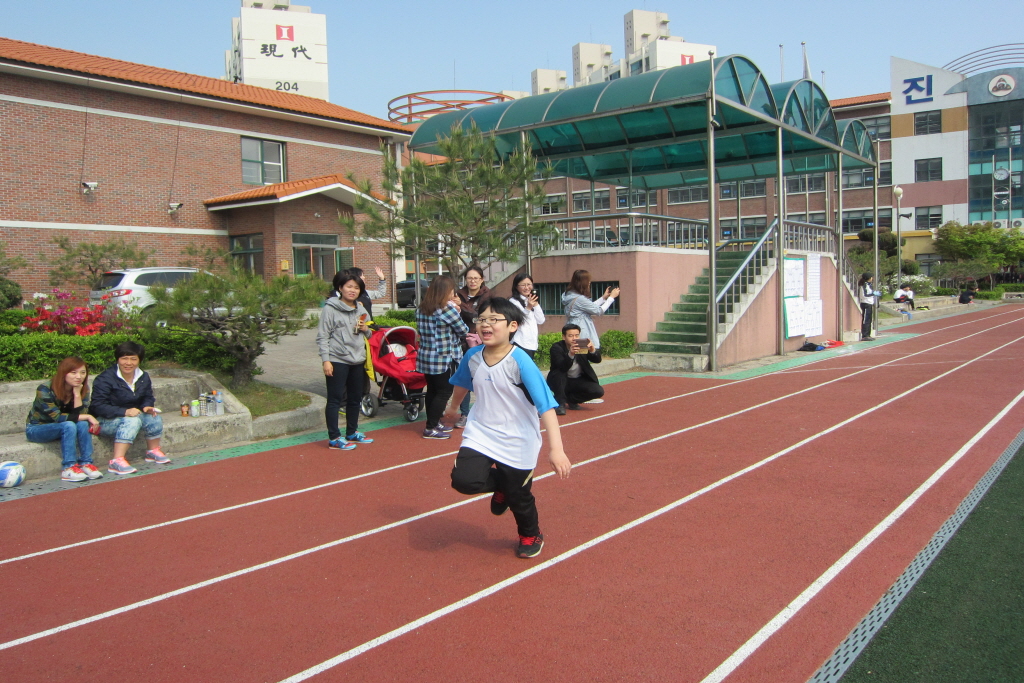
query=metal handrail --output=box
[782,220,837,254]
[541,212,711,250]
[715,219,779,304]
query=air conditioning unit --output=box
[1012,219,1024,230]
[993,219,1007,229]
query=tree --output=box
[0,241,28,277]
[147,260,326,388]
[933,220,1024,283]
[48,236,154,290]
[341,124,553,278]
[930,259,999,289]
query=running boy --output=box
[444,297,571,559]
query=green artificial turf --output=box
[841,447,1024,682]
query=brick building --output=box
[0,36,409,300]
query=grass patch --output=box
[840,446,1024,682]
[208,371,310,418]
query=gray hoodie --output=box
[316,297,370,365]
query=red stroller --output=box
[360,326,427,422]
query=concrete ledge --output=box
[593,357,637,377]
[632,352,709,372]
[878,299,1001,327]
[251,391,325,439]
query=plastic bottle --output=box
[214,391,224,415]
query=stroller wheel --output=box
[403,400,421,422]
[360,394,380,418]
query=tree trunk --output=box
[231,358,256,389]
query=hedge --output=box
[383,309,417,323]
[0,328,236,382]
[1000,284,1024,292]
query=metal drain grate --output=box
[808,427,1024,683]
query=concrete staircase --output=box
[634,250,772,371]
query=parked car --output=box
[89,267,198,310]
[395,278,431,308]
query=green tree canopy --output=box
[147,259,325,388]
[0,242,28,278]
[341,124,553,278]
[933,220,1024,267]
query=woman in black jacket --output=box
[91,342,168,475]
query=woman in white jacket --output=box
[561,269,619,349]
[509,273,546,359]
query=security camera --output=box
[900,212,913,219]
[168,202,184,214]
[81,182,98,194]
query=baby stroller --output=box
[361,326,427,422]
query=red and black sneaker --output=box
[516,533,544,559]
[490,491,509,516]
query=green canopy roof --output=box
[409,55,875,190]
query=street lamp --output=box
[893,185,904,291]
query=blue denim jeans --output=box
[459,391,472,417]
[98,413,163,445]
[26,421,94,468]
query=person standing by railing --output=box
[562,269,619,350]
[858,273,879,341]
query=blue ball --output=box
[0,461,26,488]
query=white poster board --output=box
[784,258,805,298]
[806,256,821,300]
[804,299,823,337]
[784,297,805,337]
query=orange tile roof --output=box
[204,173,388,206]
[0,36,408,134]
[829,92,890,108]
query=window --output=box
[842,209,893,234]
[667,185,709,204]
[916,206,943,229]
[589,280,620,315]
[534,194,565,215]
[740,180,766,197]
[878,162,892,186]
[914,158,943,182]
[860,116,891,141]
[572,190,610,212]
[787,212,827,225]
[230,234,264,276]
[842,168,876,189]
[292,233,339,280]
[740,217,767,238]
[719,219,737,239]
[241,138,285,185]
[916,253,942,276]
[720,182,737,199]
[616,188,655,208]
[785,173,826,193]
[630,60,643,76]
[134,271,194,286]
[914,110,942,136]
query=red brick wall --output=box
[0,71,390,299]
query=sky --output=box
[2,0,1022,121]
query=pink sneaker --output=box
[108,457,137,475]
[145,449,171,464]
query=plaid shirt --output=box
[27,384,88,426]
[416,304,469,375]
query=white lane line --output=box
[699,386,1024,683]
[5,328,1022,657]
[275,333,1024,683]
[5,312,1022,569]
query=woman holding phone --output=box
[317,271,373,450]
[561,269,619,350]
[509,273,545,359]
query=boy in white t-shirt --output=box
[444,297,572,559]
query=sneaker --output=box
[490,491,509,516]
[567,403,583,411]
[346,432,374,444]
[555,406,567,416]
[861,336,875,342]
[583,398,605,404]
[61,466,88,482]
[328,438,356,450]
[107,458,137,475]
[516,533,544,559]
[80,463,103,480]
[145,449,171,464]
[438,423,455,433]
[422,427,451,439]
[455,415,468,429]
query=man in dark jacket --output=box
[547,323,604,416]
[91,341,169,474]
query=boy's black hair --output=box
[479,296,522,340]
[114,341,146,361]
[561,323,582,336]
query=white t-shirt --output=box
[509,297,546,351]
[450,345,559,470]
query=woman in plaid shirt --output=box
[415,275,469,439]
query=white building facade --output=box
[225,0,329,101]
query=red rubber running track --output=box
[3,306,1024,682]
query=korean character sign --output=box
[903,75,933,105]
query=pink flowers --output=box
[23,288,126,336]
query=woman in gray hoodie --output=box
[561,269,619,350]
[317,271,373,450]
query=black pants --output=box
[424,363,456,430]
[547,370,604,406]
[893,296,915,310]
[860,303,874,338]
[450,447,539,537]
[325,362,363,439]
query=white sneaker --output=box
[80,463,103,480]
[583,399,605,404]
[61,466,88,482]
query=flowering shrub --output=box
[21,289,134,336]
